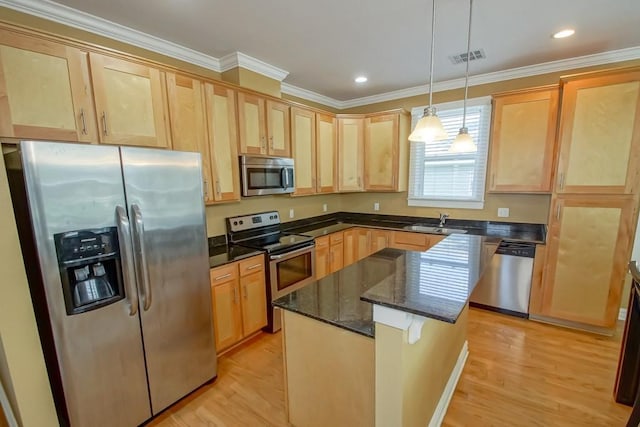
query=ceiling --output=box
[11,0,640,103]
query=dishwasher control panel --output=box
[496,241,536,258]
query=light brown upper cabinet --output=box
[165,73,213,202]
[363,111,409,192]
[338,116,365,192]
[237,92,290,157]
[539,195,636,329]
[488,86,559,193]
[204,83,241,203]
[0,29,97,142]
[316,113,338,193]
[555,69,640,195]
[291,107,317,195]
[89,53,170,148]
[266,100,291,157]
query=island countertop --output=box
[273,234,500,337]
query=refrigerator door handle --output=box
[131,204,153,311]
[115,206,139,316]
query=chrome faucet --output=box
[438,213,449,227]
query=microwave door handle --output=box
[281,167,288,189]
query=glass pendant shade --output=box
[449,127,477,153]
[408,107,448,142]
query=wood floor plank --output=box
[148,308,631,427]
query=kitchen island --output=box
[273,234,500,427]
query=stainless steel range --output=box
[227,211,315,332]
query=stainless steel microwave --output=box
[240,155,295,196]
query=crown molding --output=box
[220,52,289,82]
[338,46,640,108]
[280,83,342,109]
[0,0,223,71]
[2,0,639,110]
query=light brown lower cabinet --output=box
[534,195,636,329]
[315,232,345,280]
[210,254,266,353]
[389,231,444,251]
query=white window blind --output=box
[408,97,491,209]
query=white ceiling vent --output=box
[449,49,486,65]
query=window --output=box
[408,97,491,209]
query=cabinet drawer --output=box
[330,232,344,244]
[238,255,265,276]
[210,264,238,285]
[315,236,330,248]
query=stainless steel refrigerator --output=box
[5,141,216,427]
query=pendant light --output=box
[408,0,448,143]
[449,0,477,153]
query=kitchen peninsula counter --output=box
[273,234,500,427]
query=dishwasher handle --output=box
[496,241,536,258]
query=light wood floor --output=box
[148,308,632,427]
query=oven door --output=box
[269,245,315,300]
[242,165,294,196]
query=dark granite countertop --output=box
[283,212,546,243]
[208,244,264,269]
[273,234,500,337]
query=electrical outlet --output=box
[289,208,295,218]
[323,203,328,212]
[497,207,510,218]
[374,202,380,211]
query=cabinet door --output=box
[343,229,357,267]
[89,53,169,148]
[210,267,242,352]
[237,91,266,155]
[240,271,268,336]
[541,195,635,328]
[355,228,372,260]
[371,229,390,253]
[555,71,640,194]
[364,114,398,191]
[316,113,338,193]
[427,234,445,249]
[338,117,364,191]
[267,100,291,157]
[315,236,330,280]
[0,29,97,142]
[329,242,344,274]
[204,83,240,202]
[292,107,317,195]
[488,87,559,192]
[166,73,213,202]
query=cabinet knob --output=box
[79,108,87,135]
[101,112,109,136]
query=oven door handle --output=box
[270,245,312,260]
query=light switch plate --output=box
[374,202,380,211]
[289,208,295,218]
[497,207,509,217]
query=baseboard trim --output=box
[428,340,469,427]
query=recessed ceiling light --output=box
[355,76,368,83]
[553,29,575,39]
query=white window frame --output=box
[408,96,491,209]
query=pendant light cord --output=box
[462,0,473,129]
[428,0,437,108]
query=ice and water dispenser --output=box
[54,228,124,314]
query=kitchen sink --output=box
[405,225,468,235]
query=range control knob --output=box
[239,220,244,225]
[233,221,238,226]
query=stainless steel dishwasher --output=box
[470,240,536,318]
